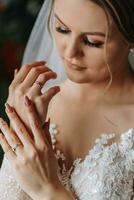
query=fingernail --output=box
[0,133,4,140]
[55,86,60,92]
[41,61,46,65]
[5,103,14,113]
[53,72,57,77]
[24,96,31,107]
[45,118,51,129]
[14,68,18,77]
[0,117,6,128]
[47,118,51,128]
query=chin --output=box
[69,78,88,84]
[66,71,92,84]
[66,70,107,84]
[65,65,110,84]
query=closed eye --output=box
[55,26,104,49]
[56,26,70,34]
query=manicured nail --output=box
[24,96,31,106]
[14,68,18,77]
[47,118,51,128]
[0,133,4,140]
[55,86,60,92]
[45,118,51,129]
[40,61,46,65]
[5,103,14,113]
[0,117,6,129]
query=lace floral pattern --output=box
[0,155,32,200]
[1,124,134,199]
[50,125,134,200]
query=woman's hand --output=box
[6,61,60,131]
[0,97,62,200]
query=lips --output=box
[65,59,87,70]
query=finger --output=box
[41,86,60,103]
[12,61,46,86]
[20,65,53,90]
[5,104,34,148]
[24,96,48,148]
[42,118,52,148]
[0,133,16,160]
[0,117,22,151]
[14,68,19,78]
[30,71,57,96]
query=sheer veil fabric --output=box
[22,0,134,91]
[22,0,67,91]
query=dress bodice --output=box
[1,123,134,200]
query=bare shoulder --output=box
[46,81,68,122]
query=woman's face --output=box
[54,0,130,84]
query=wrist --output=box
[39,183,76,200]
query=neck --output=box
[65,64,134,104]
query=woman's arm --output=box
[37,184,76,200]
[0,98,76,200]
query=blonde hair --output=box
[47,0,54,39]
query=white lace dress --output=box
[1,123,134,200]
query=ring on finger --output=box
[12,143,22,153]
[34,81,44,89]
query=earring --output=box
[130,48,134,53]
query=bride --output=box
[0,0,134,199]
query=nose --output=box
[64,36,83,60]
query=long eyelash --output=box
[83,38,103,48]
[55,27,103,48]
[55,27,70,34]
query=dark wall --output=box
[0,0,44,167]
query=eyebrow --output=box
[54,13,106,38]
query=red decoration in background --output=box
[0,3,8,12]
[2,40,25,79]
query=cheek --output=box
[54,32,65,56]
[85,49,106,69]
[105,41,128,71]
[80,49,110,82]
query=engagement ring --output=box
[12,143,22,153]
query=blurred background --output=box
[0,0,44,166]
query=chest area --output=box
[50,102,134,150]
[70,146,134,200]
[49,122,134,199]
